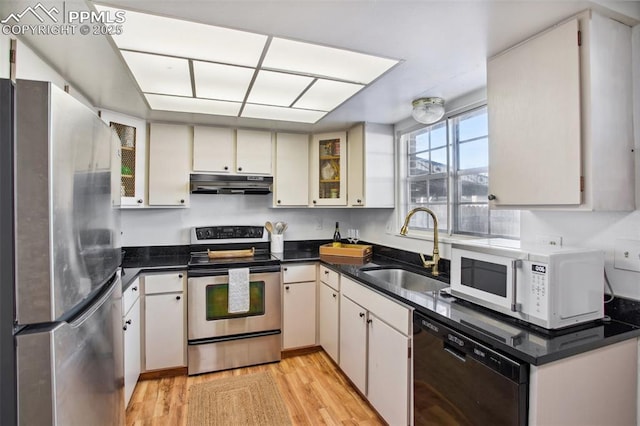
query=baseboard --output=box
[281,345,323,359]
[139,366,188,380]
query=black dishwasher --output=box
[413,311,528,426]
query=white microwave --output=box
[450,243,605,330]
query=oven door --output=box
[450,248,523,317]
[188,269,281,341]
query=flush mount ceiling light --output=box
[411,97,445,124]
[94,4,399,124]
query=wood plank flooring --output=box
[126,349,386,425]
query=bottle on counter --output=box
[332,222,342,248]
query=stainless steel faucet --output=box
[399,207,440,276]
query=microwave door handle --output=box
[511,259,522,312]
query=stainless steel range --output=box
[187,226,282,375]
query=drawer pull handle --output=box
[359,312,365,318]
[332,293,337,298]
[178,274,183,278]
[126,319,132,325]
[285,285,290,291]
[176,296,181,300]
[367,318,373,324]
[132,286,138,291]
[324,270,329,274]
[123,325,128,331]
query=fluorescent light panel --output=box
[247,70,314,107]
[145,94,241,116]
[95,5,267,67]
[294,79,364,111]
[242,104,326,123]
[121,51,192,96]
[193,61,254,102]
[263,38,398,84]
[99,5,400,122]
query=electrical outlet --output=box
[614,239,640,272]
[314,216,323,231]
[537,235,563,246]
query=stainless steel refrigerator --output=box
[0,79,124,425]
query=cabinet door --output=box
[100,110,147,207]
[319,282,339,363]
[487,18,581,206]
[274,133,309,206]
[367,313,410,426]
[123,297,141,407]
[347,124,365,206]
[236,129,272,175]
[310,132,347,206]
[283,281,317,349]
[339,295,367,394]
[145,292,185,370]
[192,126,234,173]
[148,123,191,206]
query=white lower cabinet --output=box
[319,265,340,363]
[339,276,411,426]
[318,281,340,363]
[339,295,368,394]
[143,272,186,371]
[122,278,141,407]
[282,264,317,350]
[367,313,410,426]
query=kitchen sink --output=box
[360,267,449,294]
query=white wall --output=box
[121,195,354,246]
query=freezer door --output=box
[15,80,121,324]
[16,274,124,426]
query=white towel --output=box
[228,268,250,314]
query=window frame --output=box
[397,103,519,240]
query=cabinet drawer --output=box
[283,264,316,283]
[341,276,411,335]
[319,265,340,291]
[123,277,141,315]
[144,272,186,294]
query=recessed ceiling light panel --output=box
[193,61,254,102]
[242,104,326,123]
[95,5,267,67]
[145,94,241,116]
[121,51,192,96]
[263,38,398,84]
[247,70,314,107]
[294,79,364,112]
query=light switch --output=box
[614,239,640,272]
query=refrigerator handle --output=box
[69,274,120,329]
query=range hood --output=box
[190,174,273,194]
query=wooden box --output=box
[319,243,372,258]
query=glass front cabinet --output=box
[100,110,147,207]
[310,132,347,206]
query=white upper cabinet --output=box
[310,131,348,206]
[274,133,310,207]
[192,127,272,175]
[347,123,395,208]
[99,110,147,208]
[236,129,273,175]
[487,11,634,210]
[148,123,191,207]
[192,126,234,173]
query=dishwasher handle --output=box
[443,343,467,363]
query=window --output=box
[401,105,519,238]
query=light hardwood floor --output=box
[126,349,385,425]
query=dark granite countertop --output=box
[121,240,640,365]
[121,245,189,291]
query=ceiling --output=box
[3,0,639,132]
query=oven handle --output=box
[188,264,282,277]
[188,329,281,345]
